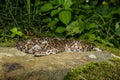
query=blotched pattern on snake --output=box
[16,37,101,56]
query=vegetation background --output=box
[0,0,120,48]
[0,0,120,80]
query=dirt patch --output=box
[0,47,114,80]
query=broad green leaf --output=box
[52,0,73,8]
[40,3,53,12]
[97,5,109,16]
[16,31,23,36]
[55,26,65,33]
[10,33,16,38]
[66,20,80,33]
[66,17,85,35]
[59,11,71,25]
[63,0,73,9]
[88,23,97,30]
[42,18,52,23]
[10,27,17,33]
[87,33,96,41]
[48,18,59,30]
[52,0,63,6]
[73,27,80,33]
[10,27,23,37]
[51,8,62,17]
[35,1,41,6]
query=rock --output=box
[0,47,113,80]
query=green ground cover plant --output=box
[0,0,120,48]
[64,58,120,80]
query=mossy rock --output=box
[64,58,120,80]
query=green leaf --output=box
[51,8,62,17]
[115,22,120,36]
[10,27,17,33]
[66,17,85,36]
[55,26,65,33]
[59,11,71,25]
[52,0,73,8]
[90,0,99,6]
[97,5,109,16]
[10,27,23,37]
[40,3,53,12]
[48,18,59,30]
[66,21,80,35]
[52,0,63,6]
[35,1,41,6]
[42,18,52,23]
[87,33,96,41]
[62,0,73,9]
[10,33,16,38]
[16,31,23,36]
[115,28,120,36]
[88,23,97,30]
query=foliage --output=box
[0,0,120,48]
[10,27,23,38]
[64,58,120,80]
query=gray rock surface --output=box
[0,47,113,80]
